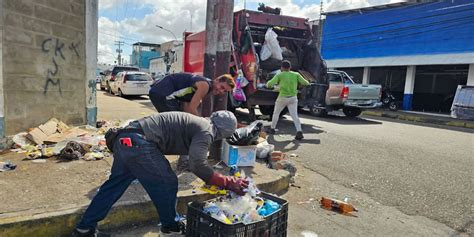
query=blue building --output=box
[322,0,474,113]
[130,42,161,71]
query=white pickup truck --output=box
[309,70,382,117]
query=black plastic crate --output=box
[186,192,288,237]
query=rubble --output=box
[9,118,131,163]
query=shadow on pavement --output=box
[300,111,383,126]
[267,135,321,153]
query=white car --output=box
[110,71,153,97]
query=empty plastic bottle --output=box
[320,197,358,214]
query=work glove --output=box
[208,172,249,195]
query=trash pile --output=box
[201,167,281,225]
[9,118,133,162]
[228,120,264,146]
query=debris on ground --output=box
[0,161,17,172]
[59,141,87,160]
[9,118,133,162]
[320,196,358,216]
[199,168,281,225]
[297,198,315,205]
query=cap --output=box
[209,110,237,140]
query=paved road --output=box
[275,112,473,234]
[104,93,473,235]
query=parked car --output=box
[451,85,474,120]
[100,66,139,93]
[110,71,153,97]
[307,70,382,117]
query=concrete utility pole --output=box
[202,0,234,160]
[202,0,234,116]
[115,41,124,65]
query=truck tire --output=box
[309,105,327,117]
[343,108,362,117]
[259,105,287,119]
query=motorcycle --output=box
[382,91,399,111]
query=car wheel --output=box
[309,105,327,117]
[118,89,123,97]
[343,107,362,117]
[389,102,398,111]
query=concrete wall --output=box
[0,0,96,136]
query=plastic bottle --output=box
[320,197,358,214]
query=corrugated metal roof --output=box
[323,0,437,15]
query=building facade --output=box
[0,0,98,146]
[130,42,160,71]
[322,0,474,113]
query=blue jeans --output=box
[77,132,178,230]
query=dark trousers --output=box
[149,92,181,113]
[76,132,178,230]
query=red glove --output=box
[208,172,249,195]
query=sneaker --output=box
[295,131,304,140]
[71,228,111,237]
[160,220,186,236]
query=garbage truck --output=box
[183,7,380,119]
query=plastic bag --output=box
[233,71,247,102]
[264,28,282,60]
[256,141,274,159]
[260,44,271,61]
[228,121,264,146]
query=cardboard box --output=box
[221,140,257,167]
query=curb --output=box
[0,170,290,237]
[361,111,474,129]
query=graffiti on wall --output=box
[41,38,82,94]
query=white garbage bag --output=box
[265,28,283,61]
[260,44,271,61]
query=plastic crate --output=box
[186,192,288,237]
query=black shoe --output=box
[160,220,186,236]
[295,131,304,140]
[72,228,111,237]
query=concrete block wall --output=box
[1,0,93,136]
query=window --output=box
[112,67,139,75]
[328,73,343,83]
[126,74,152,81]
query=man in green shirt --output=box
[266,60,310,140]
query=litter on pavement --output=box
[10,117,133,162]
[320,197,358,216]
[0,161,17,172]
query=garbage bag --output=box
[256,141,274,159]
[264,28,282,61]
[228,121,264,146]
[260,44,271,61]
[233,71,247,102]
[59,141,86,160]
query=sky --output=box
[98,0,405,65]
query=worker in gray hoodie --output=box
[72,111,247,237]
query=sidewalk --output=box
[0,92,291,237]
[362,109,474,129]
